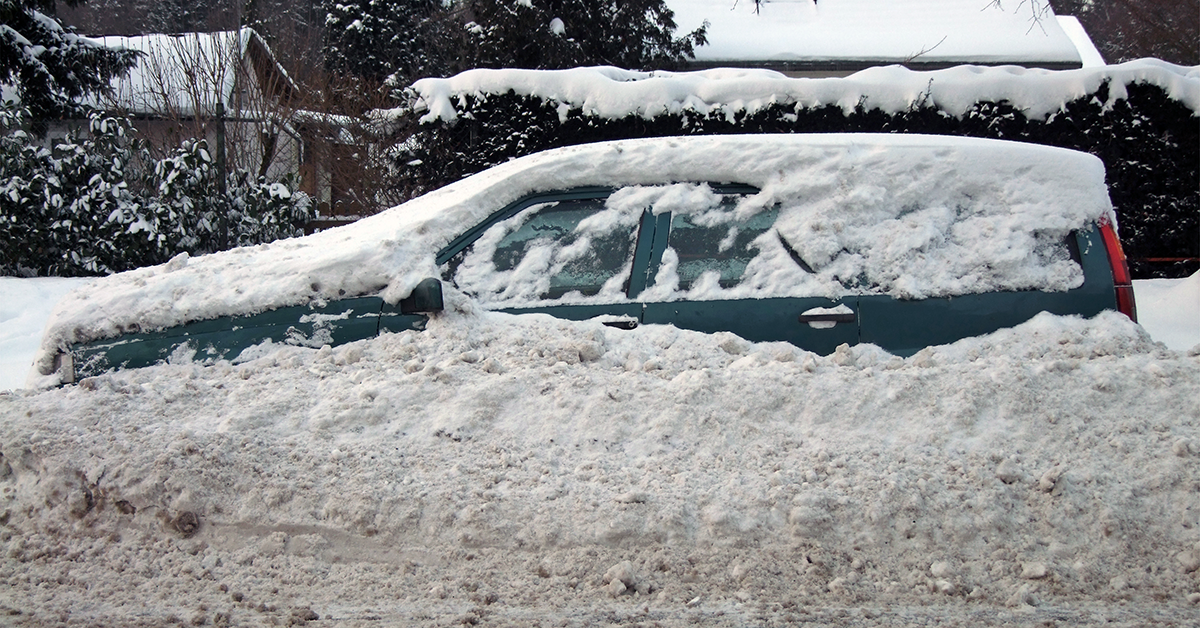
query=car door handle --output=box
[602,319,639,330]
[797,313,856,324]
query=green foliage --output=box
[455,0,707,72]
[0,105,312,277]
[0,0,140,134]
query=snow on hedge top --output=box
[408,60,1200,124]
[666,0,1083,66]
[32,134,1112,381]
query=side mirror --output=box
[399,277,444,314]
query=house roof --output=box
[668,0,1088,72]
[83,28,296,118]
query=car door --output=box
[636,189,859,355]
[856,228,1118,356]
[440,190,645,325]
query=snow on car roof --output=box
[32,133,1112,384]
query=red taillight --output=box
[1098,216,1137,322]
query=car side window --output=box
[669,203,781,289]
[448,198,639,304]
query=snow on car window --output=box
[770,193,1084,300]
[454,180,1084,307]
[635,185,840,302]
[637,182,1083,302]
[451,198,640,305]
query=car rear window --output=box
[639,184,1084,302]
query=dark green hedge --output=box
[405,81,1198,278]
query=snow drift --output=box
[2,306,1198,624]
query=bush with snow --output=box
[0,105,311,277]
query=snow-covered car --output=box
[32,134,1135,386]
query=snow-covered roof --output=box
[407,60,1200,124]
[83,28,294,118]
[32,133,1115,386]
[667,0,1086,70]
[1056,16,1105,67]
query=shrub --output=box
[0,106,311,277]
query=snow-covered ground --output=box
[0,274,1197,625]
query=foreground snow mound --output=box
[2,312,1198,624]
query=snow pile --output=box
[0,278,89,391]
[2,307,1197,624]
[408,60,1200,124]
[31,134,1114,386]
[1135,273,1200,352]
[667,0,1084,65]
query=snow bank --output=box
[1135,272,1200,352]
[0,278,91,391]
[31,134,1113,385]
[407,60,1200,124]
[2,307,1197,624]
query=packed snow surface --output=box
[2,303,1198,625]
[407,60,1200,124]
[32,134,1115,386]
[1134,273,1200,352]
[666,0,1083,65]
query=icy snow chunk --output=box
[603,560,640,596]
[1021,562,1050,579]
[268,182,291,198]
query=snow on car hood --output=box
[32,133,1113,384]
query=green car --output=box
[45,134,1136,383]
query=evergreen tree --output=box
[321,0,707,88]
[0,0,140,134]
[322,0,439,83]
[1,104,312,277]
[459,0,708,73]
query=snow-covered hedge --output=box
[402,61,1199,278]
[0,107,311,277]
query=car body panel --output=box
[71,297,390,379]
[643,297,858,355]
[857,229,1117,356]
[499,303,644,325]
